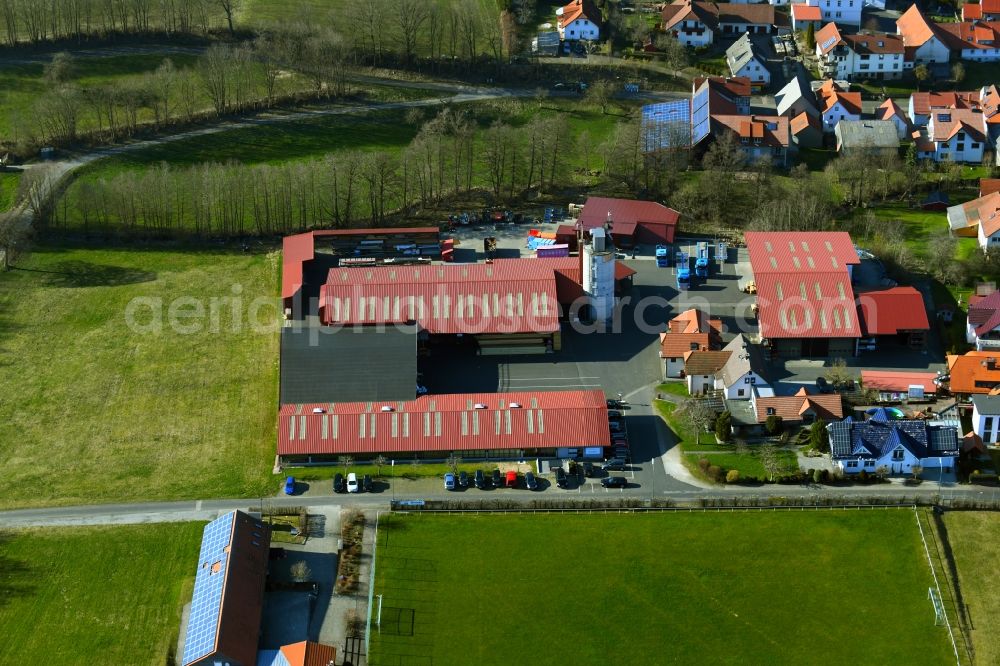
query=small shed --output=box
[921,190,950,211]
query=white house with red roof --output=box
[967,290,1000,350]
[660,0,777,48]
[907,90,983,126]
[790,4,822,31]
[557,0,601,41]
[963,0,1000,23]
[815,25,905,81]
[711,114,793,166]
[744,231,861,358]
[815,79,862,132]
[876,98,911,139]
[915,108,988,163]
[794,0,862,26]
[947,191,1000,250]
[937,20,1000,62]
[896,4,951,65]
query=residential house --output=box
[860,370,939,403]
[967,290,1000,350]
[717,334,771,400]
[947,191,1000,249]
[659,308,723,378]
[937,20,1000,62]
[727,33,771,90]
[835,119,901,154]
[258,642,338,666]
[557,0,601,41]
[815,79,862,132]
[711,114,793,166]
[790,4,822,32]
[856,286,930,349]
[896,4,952,65]
[751,387,844,430]
[661,0,777,48]
[691,75,752,145]
[946,350,1000,395]
[799,0,863,27]
[915,108,988,163]
[971,394,1000,444]
[683,350,733,394]
[981,178,1000,196]
[790,111,824,147]
[816,24,906,81]
[908,90,982,127]
[775,72,819,119]
[963,0,1000,23]
[745,231,861,357]
[828,412,960,475]
[876,98,911,139]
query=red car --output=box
[505,470,518,488]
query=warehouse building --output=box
[577,196,681,246]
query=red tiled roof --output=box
[982,178,1000,197]
[578,197,680,243]
[909,90,981,117]
[280,641,337,666]
[856,287,930,335]
[937,20,1000,51]
[964,3,983,20]
[559,0,600,29]
[877,98,910,127]
[746,232,860,339]
[693,76,752,99]
[896,4,941,48]
[983,0,1000,13]
[754,393,843,423]
[861,370,938,393]
[957,191,1000,238]
[615,261,637,280]
[968,290,1000,336]
[711,114,791,148]
[660,309,723,357]
[792,4,821,21]
[816,81,862,115]
[982,85,1000,123]
[319,258,585,334]
[815,22,842,55]
[662,0,775,32]
[277,390,611,455]
[843,33,905,55]
[790,110,821,134]
[683,350,732,375]
[282,228,440,300]
[929,108,987,143]
[947,351,1000,394]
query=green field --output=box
[862,201,979,263]
[0,245,278,509]
[0,171,21,211]
[686,449,799,479]
[0,523,203,665]
[943,511,1000,666]
[370,511,954,665]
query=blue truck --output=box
[676,252,690,290]
[655,245,669,268]
[694,242,709,279]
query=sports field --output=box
[0,245,278,508]
[370,511,955,665]
[943,511,1000,665]
[0,523,203,665]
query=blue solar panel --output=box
[641,101,691,152]
[181,511,237,665]
[691,87,711,145]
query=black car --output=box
[602,458,626,471]
[474,469,486,489]
[525,471,539,491]
[491,469,503,489]
[555,468,569,488]
[607,409,624,420]
[815,376,834,394]
[362,474,373,492]
[606,398,624,409]
[582,462,595,478]
[458,471,470,488]
[333,473,346,493]
[601,476,628,488]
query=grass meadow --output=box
[0,245,278,509]
[0,171,21,211]
[943,511,1000,666]
[0,523,203,665]
[369,511,955,665]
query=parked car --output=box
[444,472,457,490]
[582,462,595,478]
[607,398,625,409]
[333,473,345,493]
[363,474,373,492]
[458,470,469,488]
[347,473,359,493]
[492,469,503,488]
[815,376,834,394]
[505,470,518,488]
[525,471,539,490]
[556,468,569,488]
[602,458,626,471]
[283,476,296,495]
[601,476,628,488]
[475,469,486,489]
[607,409,624,420]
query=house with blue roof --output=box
[827,410,960,476]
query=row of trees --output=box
[0,0,227,45]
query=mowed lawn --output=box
[0,246,278,508]
[943,511,1000,666]
[370,511,954,665]
[0,523,203,665]
[0,171,21,211]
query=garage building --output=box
[577,197,681,246]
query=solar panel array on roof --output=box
[182,511,236,665]
[692,86,711,145]
[642,100,691,152]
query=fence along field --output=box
[368,510,957,666]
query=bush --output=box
[726,469,740,483]
[813,468,827,484]
[715,411,732,442]
[765,414,783,435]
[698,457,711,473]
[858,470,868,482]
[707,465,723,482]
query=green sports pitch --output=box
[368,510,955,665]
